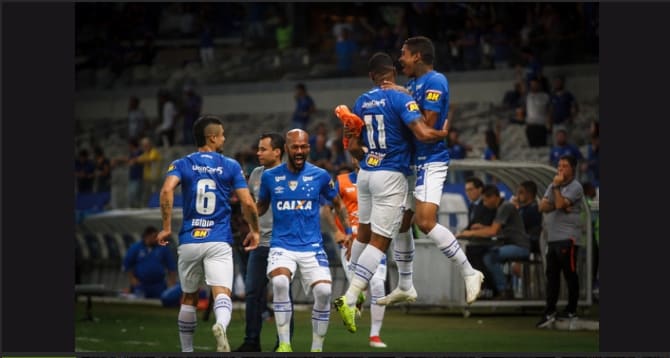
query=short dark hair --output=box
[559,154,577,169]
[260,132,285,158]
[403,36,435,65]
[368,52,396,76]
[519,180,538,197]
[142,226,158,238]
[465,176,485,189]
[482,184,500,198]
[193,115,224,147]
[296,83,306,92]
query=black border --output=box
[1,1,75,353]
[3,1,670,355]
[600,2,669,352]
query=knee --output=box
[312,282,332,302]
[415,217,435,234]
[271,275,290,295]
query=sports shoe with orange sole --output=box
[334,104,364,148]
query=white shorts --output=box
[414,162,448,206]
[405,173,417,212]
[178,242,233,293]
[357,169,407,238]
[267,247,332,296]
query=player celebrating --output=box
[256,129,352,352]
[377,36,484,307]
[156,115,260,352]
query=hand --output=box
[343,234,353,261]
[380,80,406,93]
[334,230,347,246]
[156,230,171,246]
[470,223,484,230]
[243,231,260,251]
[552,173,564,186]
[456,230,468,238]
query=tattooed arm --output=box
[157,175,180,246]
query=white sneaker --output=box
[212,323,230,352]
[465,270,484,304]
[376,286,417,306]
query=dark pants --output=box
[544,239,580,314]
[243,246,294,348]
[526,123,547,147]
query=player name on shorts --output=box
[191,218,215,227]
[276,200,313,210]
[191,165,223,175]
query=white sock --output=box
[340,246,352,282]
[350,239,368,266]
[178,304,197,352]
[393,230,415,290]
[346,245,384,305]
[272,275,292,344]
[311,282,331,351]
[369,277,386,337]
[213,293,232,329]
[427,224,475,276]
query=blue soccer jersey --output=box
[165,152,248,245]
[352,87,422,175]
[406,70,450,165]
[258,162,337,252]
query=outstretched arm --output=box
[157,175,180,246]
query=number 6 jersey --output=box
[165,152,248,245]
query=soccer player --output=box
[322,159,389,348]
[256,129,352,352]
[377,36,484,307]
[235,132,295,352]
[333,52,451,334]
[156,115,261,352]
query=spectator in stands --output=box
[75,148,95,193]
[502,81,525,112]
[510,180,543,255]
[457,184,530,299]
[549,75,579,138]
[156,90,177,147]
[128,96,146,141]
[549,129,583,168]
[123,226,177,299]
[335,27,358,76]
[537,154,584,328]
[524,77,550,147]
[275,14,293,51]
[308,133,333,173]
[135,137,162,207]
[291,83,315,130]
[483,128,500,161]
[460,17,481,70]
[181,84,202,146]
[200,24,215,67]
[580,120,599,187]
[490,23,512,69]
[112,139,145,208]
[93,146,112,195]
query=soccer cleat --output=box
[333,295,357,333]
[369,336,387,348]
[275,342,292,352]
[310,348,322,352]
[334,104,364,147]
[376,286,418,306]
[464,270,485,304]
[211,323,230,352]
[536,312,556,328]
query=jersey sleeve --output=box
[258,170,271,203]
[165,159,182,180]
[422,75,449,113]
[392,90,423,127]
[320,171,337,201]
